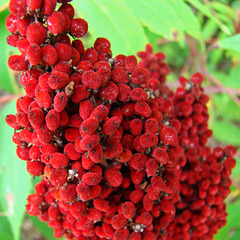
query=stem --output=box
[157,38,172,45]
[99,158,109,170]
[235,152,240,159]
[0,94,23,104]
[180,55,193,76]
[0,3,8,12]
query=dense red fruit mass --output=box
[5,1,237,240]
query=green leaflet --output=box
[0,100,32,240]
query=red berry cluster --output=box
[166,76,236,239]
[167,146,236,240]
[137,44,174,103]
[138,48,237,239]
[137,44,170,85]
[5,1,237,240]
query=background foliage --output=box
[0,0,240,239]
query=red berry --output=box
[103,117,121,136]
[105,169,123,187]
[82,172,101,186]
[152,147,169,164]
[94,37,111,53]
[26,22,47,45]
[47,12,66,35]
[9,0,27,18]
[82,70,101,90]
[46,109,61,130]
[130,67,150,85]
[41,45,58,66]
[55,43,72,61]
[54,92,68,112]
[99,81,119,101]
[27,0,43,10]
[112,68,129,84]
[43,0,57,15]
[111,214,127,230]
[5,14,18,33]
[80,117,99,135]
[48,71,69,90]
[70,18,88,38]
[8,55,28,71]
[50,153,69,168]
[59,3,75,19]
[160,126,178,145]
[27,161,45,176]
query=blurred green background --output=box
[0,0,240,239]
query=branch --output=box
[200,62,240,108]
[185,36,240,108]
[234,6,240,34]
[205,86,240,95]
[180,55,193,76]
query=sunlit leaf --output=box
[227,63,240,88]
[126,0,200,42]
[217,34,240,53]
[214,94,240,121]
[212,119,240,145]
[72,0,148,55]
[209,2,235,19]
[185,0,232,35]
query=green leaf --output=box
[232,1,240,11]
[126,0,181,41]
[143,27,162,52]
[218,34,240,53]
[126,0,200,42]
[185,0,232,35]
[29,216,57,240]
[0,9,20,93]
[168,0,201,39]
[209,2,235,19]
[0,100,32,240]
[214,94,240,121]
[212,119,240,145]
[202,19,219,41]
[216,13,235,34]
[72,0,148,55]
[227,64,240,88]
[0,206,14,240]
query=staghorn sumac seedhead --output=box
[5,0,237,239]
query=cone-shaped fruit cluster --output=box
[5,1,236,240]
